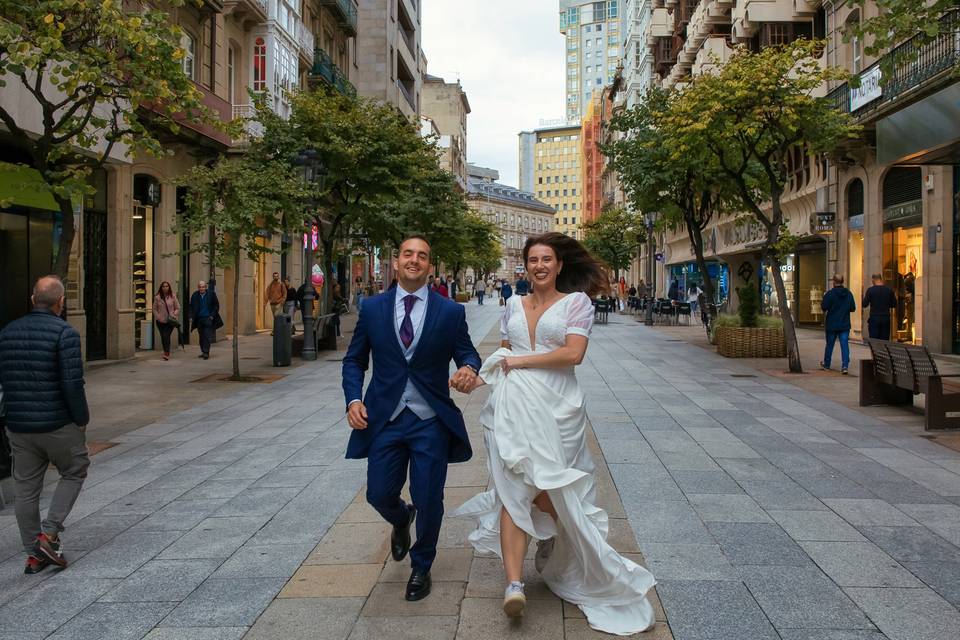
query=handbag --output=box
[162,298,181,329]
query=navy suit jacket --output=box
[341,289,482,463]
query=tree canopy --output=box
[844,0,959,73]
[581,205,645,277]
[664,40,858,372]
[0,0,222,277]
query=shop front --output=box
[0,165,63,330]
[846,178,865,338]
[954,166,960,354]
[881,167,924,344]
[760,238,827,326]
[667,261,730,305]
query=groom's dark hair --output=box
[397,235,431,256]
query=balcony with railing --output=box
[309,48,356,96]
[223,0,269,24]
[318,0,359,36]
[648,7,673,43]
[826,9,960,119]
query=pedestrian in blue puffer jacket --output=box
[820,274,857,374]
[0,276,90,575]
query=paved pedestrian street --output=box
[2,303,960,639]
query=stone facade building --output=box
[354,0,423,118]
[518,124,584,240]
[421,75,470,190]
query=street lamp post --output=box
[645,214,656,326]
[295,149,327,362]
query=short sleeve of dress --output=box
[500,297,512,342]
[566,292,594,337]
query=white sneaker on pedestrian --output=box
[534,537,555,573]
[503,581,526,618]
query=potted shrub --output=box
[714,285,787,358]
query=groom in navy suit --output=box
[342,235,481,601]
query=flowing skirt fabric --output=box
[452,348,656,635]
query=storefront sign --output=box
[851,66,883,112]
[883,200,922,225]
[848,213,865,231]
[815,212,835,234]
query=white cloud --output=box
[422,1,566,190]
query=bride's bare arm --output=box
[502,334,588,371]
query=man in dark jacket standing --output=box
[0,276,90,574]
[820,274,857,374]
[189,280,221,360]
[862,273,897,340]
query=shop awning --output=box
[877,83,960,165]
[0,164,60,212]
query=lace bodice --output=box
[500,292,594,352]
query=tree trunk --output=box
[686,221,718,338]
[51,196,76,282]
[768,253,802,373]
[232,246,241,380]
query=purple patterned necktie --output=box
[399,294,417,349]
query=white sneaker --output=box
[503,581,526,618]
[534,537,555,573]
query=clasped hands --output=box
[449,366,480,394]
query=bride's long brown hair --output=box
[522,233,610,298]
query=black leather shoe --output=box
[405,570,431,601]
[391,505,416,562]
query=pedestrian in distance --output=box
[438,278,448,299]
[0,275,90,575]
[264,272,286,336]
[820,274,857,374]
[152,281,181,360]
[862,273,897,341]
[474,278,486,305]
[453,233,657,631]
[189,280,222,360]
[447,274,457,300]
[500,278,513,305]
[493,278,502,300]
[515,274,530,296]
[283,277,298,335]
[342,235,482,603]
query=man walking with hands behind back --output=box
[190,280,221,360]
[0,276,90,575]
[342,236,481,602]
[862,273,897,340]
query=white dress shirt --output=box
[394,283,429,338]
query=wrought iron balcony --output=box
[318,0,359,36]
[309,48,357,97]
[826,9,960,118]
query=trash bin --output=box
[273,313,292,367]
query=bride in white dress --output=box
[453,233,656,635]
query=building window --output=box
[227,45,236,105]
[563,217,568,225]
[571,216,577,224]
[181,31,197,80]
[572,188,577,196]
[252,37,266,91]
[584,25,591,33]
[846,11,863,73]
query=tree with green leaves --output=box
[0,0,220,278]
[665,40,858,372]
[256,90,443,307]
[462,213,502,282]
[605,87,733,333]
[174,156,307,381]
[581,205,645,279]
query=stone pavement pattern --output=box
[1,302,960,638]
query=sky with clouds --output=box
[421,1,566,190]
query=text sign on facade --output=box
[816,212,835,234]
[851,66,883,112]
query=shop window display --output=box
[884,225,923,344]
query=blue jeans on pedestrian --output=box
[476,291,484,305]
[823,330,850,370]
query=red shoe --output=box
[33,533,67,568]
[24,554,50,575]
[162,352,170,360]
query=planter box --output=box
[715,326,786,358]
[455,292,471,303]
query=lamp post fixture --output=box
[295,149,327,362]
[645,213,656,327]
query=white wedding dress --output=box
[452,292,656,635]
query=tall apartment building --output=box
[467,165,556,277]
[620,0,653,109]
[354,0,423,117]
[421,75,470,189]
[0,0,358,360]
[559,1,623,123]
[518,125,584,239]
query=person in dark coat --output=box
[0,276,90,574]
[820,274,857,374]
[189,280,221,360]
[862,273,897,340]
[500,279,513,305]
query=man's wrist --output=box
[347,399,361,407]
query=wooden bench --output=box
[860,338,960,430]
